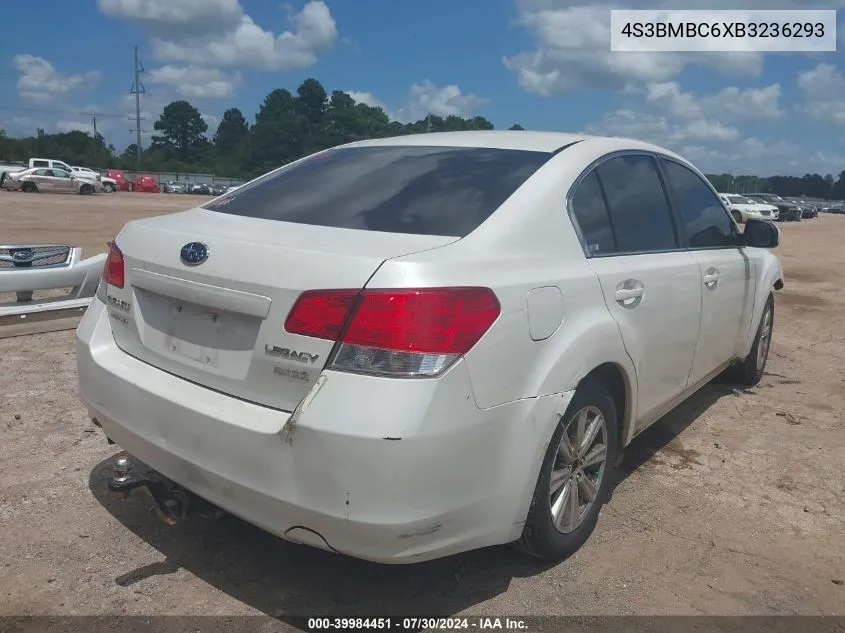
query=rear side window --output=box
[570,171,615,255]
[32,160,48,167]
[595,155,678,253]
[203,146,551,237]
[660,159,737,249]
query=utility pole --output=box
[129,45,146,169]
[92,113,98,163]
[426,113,431,133]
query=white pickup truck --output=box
[0,158,117,192]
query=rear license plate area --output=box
[133,288,261,379]
[164,300,223,367]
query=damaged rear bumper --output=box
[77,298,571,563]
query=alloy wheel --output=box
[549,405,608,534]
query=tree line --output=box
[0,78,511,180]
[1,76,844,199]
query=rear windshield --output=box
[203,145,551,237]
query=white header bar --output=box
[610,10,837,52]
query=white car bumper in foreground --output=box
[76,298,568,563]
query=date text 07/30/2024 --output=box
[306,617,529,631]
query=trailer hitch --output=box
[108,455,225,524]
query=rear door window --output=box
[203,146,552,237]
[594,155,678,253]
[570,171,616,255]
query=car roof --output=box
[341,130,679,155]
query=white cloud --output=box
[202,113,220,130]
[146,65,241,99]
[585,109,740,145]
[503,2,763,96]
[675,138,801,174]
[406,80,487,120]
[346,90,397,119]
[346,82,488,123]
[797,63,845,124]
[148,1,337,71]
[346,91,387,111]
[644,81,783,121]
[582,105,830,175]
[503,0,845,96]
[14,54,101,102]
[97,0,243,38]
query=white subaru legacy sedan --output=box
[76,131,783,564]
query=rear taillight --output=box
[103,242,124,289]
[284,289,358,340]
[285,287,500,378]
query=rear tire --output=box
[104,183,115,193]
[727,295,774,386]
[21,182,37,193]
[80,184,94,195]
[516,380,619,561]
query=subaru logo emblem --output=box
[11,249,33,262]
[180,242,208,266]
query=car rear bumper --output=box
[76,298,566,563]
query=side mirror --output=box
[743,218,779,249]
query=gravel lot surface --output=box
[1,192,843,621]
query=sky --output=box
[1,0,845,176]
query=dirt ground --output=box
[0,191,214,258]
[0,191,843,620]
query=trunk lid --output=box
[107,208,458,411]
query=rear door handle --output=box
[703,268,720,288]
[615,280,644,307]
[615,288,644,301]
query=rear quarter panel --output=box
[367,143,638,434]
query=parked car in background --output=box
[225,185,242,194]
[189,183,213,195]
[105,169,131,192]
[820,204,845,214]
[78,131,783,564]
[786,198,818,219]
[718,193,777,223]
[1,167,100,194]
[72,166,118,192]
[745,197,780,219]
[746,193,801,222]
[163,181,185,194]
[131,175,161,193]
[211,184,228,196]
